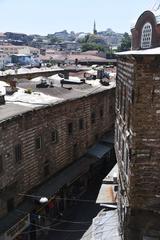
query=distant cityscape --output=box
[0,25,125,71]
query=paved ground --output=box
[39,178,103,240]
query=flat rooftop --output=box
[116,47,160,56]
[0,76,115,122]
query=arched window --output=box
[141,22,152,49]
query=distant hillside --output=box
[98,28,123,46]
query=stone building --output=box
[116,10,160,240]
[131,10,160,50]
[0,76,115,239]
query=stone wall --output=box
[116,56,160,239]
[0,88,115,218]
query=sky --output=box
[0,0,159,35]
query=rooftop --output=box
[116,47,160,56]
[0,75,115,122]
[81,209,121,240]
[131,9,160,29]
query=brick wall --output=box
[116,55,160,239]
[0,88,115,218]
[131,10,160,50]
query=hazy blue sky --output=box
[0,0,158,35]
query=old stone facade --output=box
[0,87,115,236]
[116,10,160,240]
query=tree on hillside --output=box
[81,43,105,52]
[118,32,131,51]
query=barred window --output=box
[141,22,152,49]
[51,129,58,143]
[91,112,96,124]
[68,122,73,135]
[15,144,22,162]
[79,118,84,130]
[35,136,42,150]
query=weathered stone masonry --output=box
[0,88,115,219]
[116,55,160,240]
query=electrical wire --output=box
[15,209,118,237]
[77,211,118,239]
[21,214,118,235]
[19,193,97,203]
[16,208,91,225]
[54,196,96,203]
[30,222,88,233]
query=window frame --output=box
[79,118,84,130]
[91,111,96,124]
[15,144,22,163]
[51,129,58,143]
[68,122,73,135]
[141,22,152,49]
[35,136,42,150]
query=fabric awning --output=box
[88,143,112,159]
[0,155,96,235]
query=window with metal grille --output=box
[68,122,73,135]
[79,118,84,130]
[44,160,50,177]
[141,22,152,49]
[35,136,42,150]
[15,144,22,162]
[91,112,96,124]
[51,129,58,143]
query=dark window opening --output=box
[15,144,22,162]
[100,108,104,118]
[73,143,78,158]
[68,122,73,135]
[35,136,42,150]
[51,130,58,143]
[79,118,84,130]
[91,112,96,124]
[44,160,50,177]
[7,198,14,212]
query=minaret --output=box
[93,20,97,35]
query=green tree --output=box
[118,32,131,51]
[81,43,105,52]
